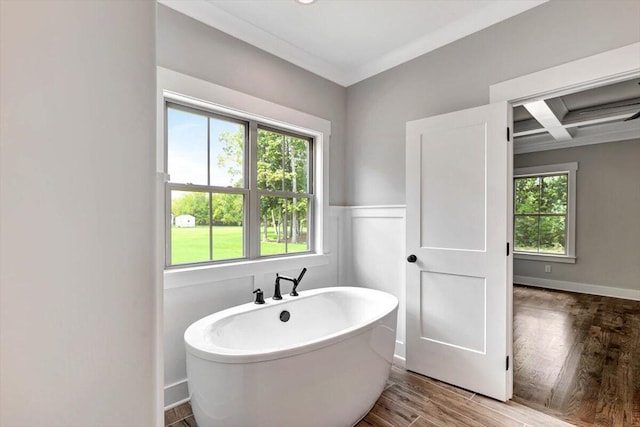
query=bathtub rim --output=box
[184,286,398,364]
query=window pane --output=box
[210,118,245,188]
[284,136,310,193]
[259,196,310,256]
[171,190,210,264]
[515,177,540,214]
[212,193,244,260]
[257,129,285,191]
[260,196,287,255]
[514,216,539,253]
[539,215,566,254]
[284,198,309,253]
[167,108,208,185]
[540,175,567,214]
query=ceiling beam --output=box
[563,97,640,125]
[514,99,640,138]
[514,119,640,154]
[523,100,573,141]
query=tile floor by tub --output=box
[164,402,196,427]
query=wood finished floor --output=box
[512,285,640,427]
[165,286,640,427]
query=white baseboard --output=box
[393,354,406,368]
[514,275,640,301]
[164,378,189,410]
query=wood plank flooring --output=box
[164,286,640,427]
[164,402,196,427]
[512,285,640,427]
[357,366,573,427]
[164,370,571,427]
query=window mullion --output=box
[248,120,259,259]
[165,182,172,267]
[537,178,542,253]
[257,190,311,199]
[208,192,213,261]
[207,119,213,261]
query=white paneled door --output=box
[405,102,513,401]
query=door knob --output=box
[407,254,417,263]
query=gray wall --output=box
[157,6,347,407]
[514,140,640,291]
[157,4,347,205]
[0,1,158,425]
[345,0,640,206]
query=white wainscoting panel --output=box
[340,206,407,358]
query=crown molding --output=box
[159,0,547,87]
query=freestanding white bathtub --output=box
[184,286,398,427]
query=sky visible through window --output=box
[167,108,241,189]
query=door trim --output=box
[487,41,640,403]
[489,42,640,105]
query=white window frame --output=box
[513,162,577,263]
[157,67,330,288]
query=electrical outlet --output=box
[544,265,552,273]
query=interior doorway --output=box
[503,59,640,424]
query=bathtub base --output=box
[187,314,396,427]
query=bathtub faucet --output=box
[273,268,307,299]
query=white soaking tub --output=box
[184,286,398,427]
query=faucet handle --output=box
[290,268,307,297]
[297,268,307,283]
[253,289,265,304]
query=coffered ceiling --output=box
[514,78,640,153]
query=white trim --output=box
[344,1,547,87]
[349,206,406,218]
[157,0,346,85]
[485,43,640,405]
[514,253,575,264]
[158,0,546,87]
[157,67,331,288]
[514,162,577,263]
[514,275,640,301]
[164,378,190,410]
[393,354,407,369]
[165,397,190,412]
[490,42,640,105]
[344,204,406,211]
[165,253,330,289]
[515,162,577,176]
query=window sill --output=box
[514,252,576,264]
[164,253,330,289]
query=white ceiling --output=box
[158,0,548,87]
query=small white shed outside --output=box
[175,214,195,228]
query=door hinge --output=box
[507,242,510,256]
[506,356,510,371]
[507,127,511,141]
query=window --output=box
[165,102,313,267]
[513,163,577,263]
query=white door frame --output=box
[489,43,640,106]
[487,41,640,398]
